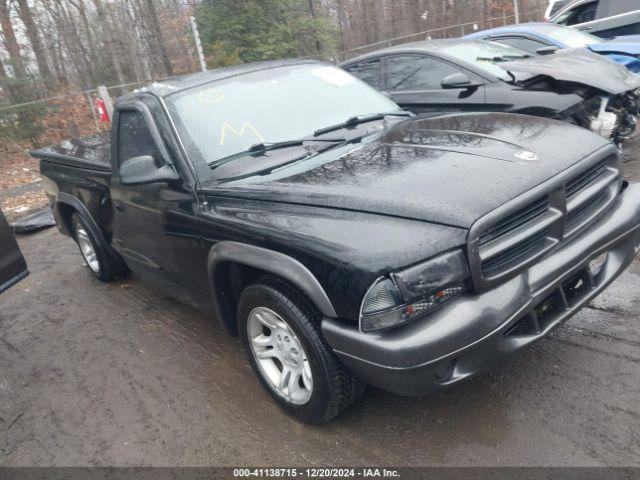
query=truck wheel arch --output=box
[207,242,338,336]
[56,192,110,249]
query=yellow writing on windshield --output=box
[220,122,265,146]
[197,88,225,105]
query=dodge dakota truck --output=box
[33,60,640,423]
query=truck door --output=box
[109,98,209,303]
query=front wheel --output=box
[238,277,365,423]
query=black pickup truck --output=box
[34,60,640,423]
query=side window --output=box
[387,55,461,91]
[557,1,598,25]
[345,60,382,89]
[492,37,548,54]
[117,110,160,167]
[575,3,598,24]
[549,0,570,17]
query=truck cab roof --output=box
[124,59,325,99]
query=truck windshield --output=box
[164,64,400,181]
[440,41,532,81]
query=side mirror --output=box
[536,46,559,55]
[119,155,180,185]
[441,72,482,89]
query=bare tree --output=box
[143,0,174,76]
[0,0,27,79]
[0,0,547,100]
[92,0,125,85]
[15,0,55,87]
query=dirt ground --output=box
[1,145,640,467]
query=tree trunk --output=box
[335,0,348,54]
[0,0,27,79]
[143,0,173,76]
[124,1,152,81]
[70,0,99,70]
[54,0,93,89]
[308,0,322,54]
[15,0,55,88]
[0,57,10,84]
[92,0,126,85]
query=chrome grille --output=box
[469,154,621,290]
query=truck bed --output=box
[30,132,112,172]
[34,132,113,240]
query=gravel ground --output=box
[1,141,640,467]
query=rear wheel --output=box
[71,213,128,282]
[238,276,365,423]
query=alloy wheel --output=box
[247,306,313,405]
[76,225,100,274]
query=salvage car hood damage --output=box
[589,40,640,57]
[499,48,640,95]
[204,113,611,229]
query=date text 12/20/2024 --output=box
[233,468,400,478]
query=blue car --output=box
[466,22,640,73]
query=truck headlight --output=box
[360,250,469,332]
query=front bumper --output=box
[321,182,640,397]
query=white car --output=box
[550,0,640,38]
[545,0,572,20]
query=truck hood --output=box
[499,48,640,95]
[202,113,610,229]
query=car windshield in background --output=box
[441,41,532,81]
[165,64,400,180]
[536,24,604,47]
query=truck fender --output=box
[207,241,338,334]
[56,192,110,250]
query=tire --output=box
[238,276,365,423]
[71,213,128,282]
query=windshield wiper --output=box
[212,113,409,167]
[247,140,305,153]
[210,137,345,169]
[478,54,531,63]
[313,111,412,137]
[502,53,532,60]
[219,139,354,182]
[248,137,344,153]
